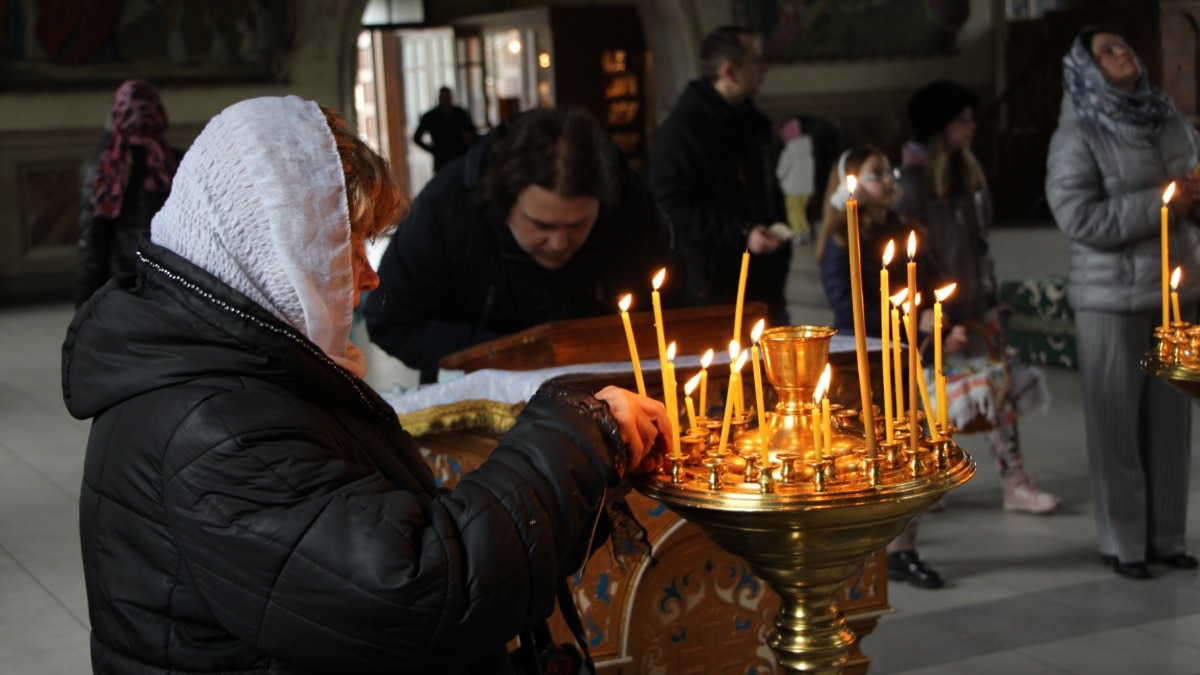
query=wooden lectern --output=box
[407,305,891,674]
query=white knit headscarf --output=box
[151,96,366,377]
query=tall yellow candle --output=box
[617,295,646,396]
[821,365,833,461]
[650,268,669,383]
[933,283,956,431]
[729,340,743,417]
[881,240,895,443]
[750,319,768,465]
[1171,267,1183,325]
[890,289,908,422]
[909,306,934,432]
[718,350,749,454]
[733,249,750,345]
[844,176,878,459]
[665,342,681,458]
[698,348,714,418]
[906,232,919,453]
[1162,183,1176,330]
[812,364,830,459]
[684,372,702,432]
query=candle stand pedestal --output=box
[635,326,975,674]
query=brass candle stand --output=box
[635,326,976,674]
[1142,322,1200,399]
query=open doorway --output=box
[355,25,486,200]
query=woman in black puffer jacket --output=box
[62,96,667,674]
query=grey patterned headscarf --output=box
[1062,29,1173,139]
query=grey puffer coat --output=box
[1046,94,1200,313]
[63,241,625,674]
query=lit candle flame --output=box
[883,240,895,266]
[732,349,749,372]
[907,231,917,260]
[729,340,740,361]
[913,292,922,307]
[903,300,914,315]
[1164,182,1177,204]
[700,348,714,369]
[618,294,632,312]
[652,268,666,290]
[685,372,702,395]
[890,288,909,306]
[751,319,765,343]
[1172,266,1183,290]
[934,283,956,302]
[847,174,857,194]
[813,363,831,405]
[666,341,676,361]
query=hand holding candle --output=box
[1171,267,1183,325]
[881,240,895,443]
[617,295,646,396]
[684,372,701,433]
[750,319,768,465]
[1162,183,1176,330]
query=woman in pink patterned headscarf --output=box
[76,79,180,307]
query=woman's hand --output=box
[595,386,671,474]
[1177,173,1200,214]
[944,325,968,354]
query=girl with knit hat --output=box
[1047,29,1200,579]
[898,79,1061,516]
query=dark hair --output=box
[484,106,622,216]
[700,25,753,82]
[1080,26,1123,56]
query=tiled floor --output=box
[2,225,1198,674]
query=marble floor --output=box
[2,225,1198,674]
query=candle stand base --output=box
[635,326,975,674]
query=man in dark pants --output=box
[412,86,477,172]
[365,106,677,383]
[650,25,792,328]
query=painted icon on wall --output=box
[737,0,969,62]
[0,0,295,88]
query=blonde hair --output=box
[924,132,986,202]
[320,106,407,240]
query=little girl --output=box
[817,144,951,589]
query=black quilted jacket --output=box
[62,241,624,674]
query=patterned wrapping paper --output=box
[1000,275,1078,369]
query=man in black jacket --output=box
[412,86,477,172]
[364,106,676,383]
[650,25,792,329]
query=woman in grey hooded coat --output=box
[1046,28,1200,579]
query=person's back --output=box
[650,25,791,327]
[75,79,180,308]
[64,95,667,673]
[412,86,477,172]
[366,106,675,383]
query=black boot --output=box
[887,550,945,589]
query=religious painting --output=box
[0,0,296,89]
[736,0,970,62]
